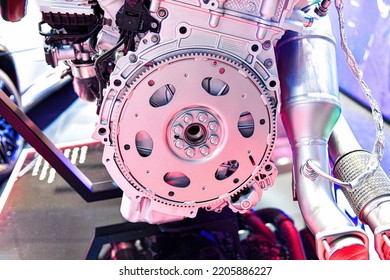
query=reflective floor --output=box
[0,83,389,259]
[1,0,389,261]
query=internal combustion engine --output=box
[32,0,390,260]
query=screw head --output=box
[200,145,210,156]
[208,121,218,131]
[185,147,195,158]
[151,35,159,43]
[173,124,183,135]
[264,58,273,69]
[175,139,184,149]
[262,40,271,50]
[129,54,137,63]
[210,135,219,145]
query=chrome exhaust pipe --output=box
[330,115,390,260]
[276,14,368,259]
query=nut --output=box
[173,124,183,135]
[210,135,219,145]
[208,121,218,131]
[185,147,195,158]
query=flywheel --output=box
[97,51,278,223]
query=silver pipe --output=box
[330,115,390,259]
[276,13,368,259]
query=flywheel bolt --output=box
[173,124,183,135]
[175,139,185,149]
[200,145,210,156]
[183,114,193,124]
[197,113,208,123]
[208,121,218,131]
[210,135,219,145]
[185,147,195,158]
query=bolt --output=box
[151,22,158,29]
[200,145,210,156]
[173,124,183,135]
[183,113,193,124]
[151,35,159,43]
[175,139,185,149]
[158,8,168,18]
[210,135,219,145]
[198,112,208,123]
[262,40,272,50]
[208,121,218,131]
[185,147,195,158]
[129,54,137,63]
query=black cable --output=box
[94,35,126,114]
